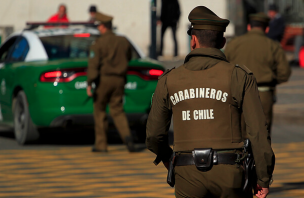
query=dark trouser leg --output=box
[171,23,178,57]
[93,80,111,151]
[93,106,108,150]
[208,165,251,198]
[259,91,274,135]
[175,165,209,198]
[160,23,168,56]
[109,77,132,143]
[294,35,304,61]
[175,165,251,198]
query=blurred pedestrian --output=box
[147,6,275,198]
[86,12,136,153]
[267,4,285,42]
[88,5,97,22]
[290,33,303,66]
[225,13,291,134]
[47,4,69,23]
[158,0,180,57]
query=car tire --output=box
[13,91,39,145]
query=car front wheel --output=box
[13,91,39,145]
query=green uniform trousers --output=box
[93,76,131,150]
[258,90,274,134]
[174,165,252,198]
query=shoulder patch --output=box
[235,64,252,74]
[158,67,175,80]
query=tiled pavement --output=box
[271,68,304,197]
[274,68,304,126]
[0,146,174,198]
[0,142,304,198]
[270,142,304,198]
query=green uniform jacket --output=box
[225,29,291,86]
[146,48,275,188]
[87,31,132,84]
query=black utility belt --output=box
[174,149,242,171]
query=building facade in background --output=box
[1,0,303,57]
[0,0,232,57]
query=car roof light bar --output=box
[25,22,97,30]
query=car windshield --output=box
[39,34,141,60]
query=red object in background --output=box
[45,13,69,28]
[281,26,303,51]
[44,71,62,78]
[127,68,164,80]
[299,47,304,68]
[149,69,164,76]
[40,68,87,82]
[47,14,69,23]
[74,33,91,38]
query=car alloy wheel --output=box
[13,91,39,145]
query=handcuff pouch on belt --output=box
[192,148,213,171]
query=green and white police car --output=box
[0,23,164,144]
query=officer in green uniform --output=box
[146,6,275,198]
[86,12,135,152]
[225,13,291,134]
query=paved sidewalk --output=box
[0,142,304,198]
[269,142,304,198]
[274,67,304,125]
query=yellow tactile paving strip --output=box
[0,142,303,198]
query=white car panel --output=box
[22,31,48,62]
[4,31,48,62]
[5,27,144,61]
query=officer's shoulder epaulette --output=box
[158,67,175,80]
[235,64,252,74]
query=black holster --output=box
[243,139,257,193]
[167,153,175,187]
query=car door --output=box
[0,36,29,124]
[0,36,18,124]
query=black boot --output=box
[125,136,136,152]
